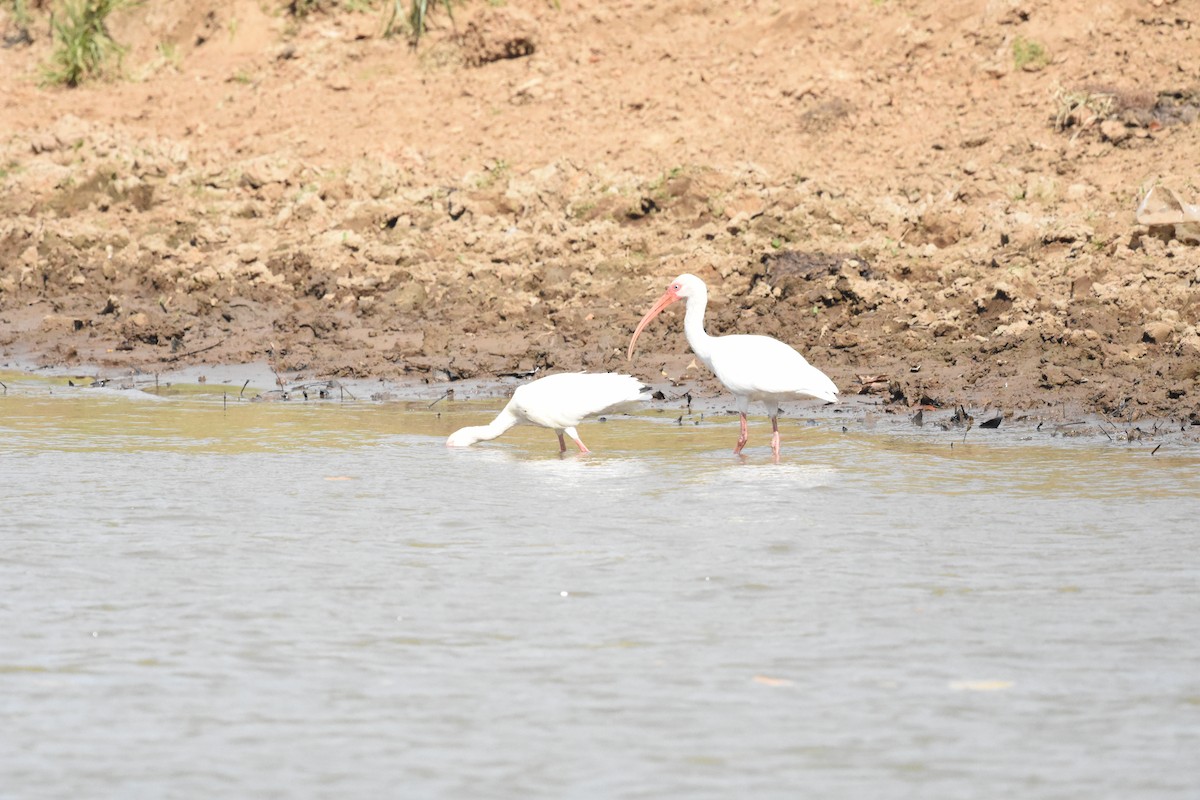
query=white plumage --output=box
[627,273,838,456]
[446,372,652,453]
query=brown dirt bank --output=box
[2,0,1199,425]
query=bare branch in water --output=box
[161,338,226,364]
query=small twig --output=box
[161,337,226,363]
[223,391,227,411]
[428,389,451,409]
[1099,416,1125,441]
[1150,444,1161,456]
[239,379,249,399]
[0,379,6,395]
[956,405,973,443]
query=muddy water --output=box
[2,375,1199,799]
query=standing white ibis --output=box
[627,273,838,457]
[446,372,652,453]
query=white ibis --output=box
[627,273,838,457]
[446,372,652,453]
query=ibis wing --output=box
[709,335,839,402]
[511,373,649,429]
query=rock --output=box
[1135,186,1200,245]
[41,314,82,332]
[191,265,221,289]
[340,231,366,251]
[1066,182,1093,201]
[48,114,89,151]
[239,156,297,190]
[364,244,406,265]
[726,212,753,235]
[447,192,469,221]
[1099,119,1130,144]
[1041,365,1085,387]
[30,131,60,154]
[458,5,538,67]
[292,192,327,222]
[1024,175,1058,204]
[1142,321,1175,344]
[385,282,428,314]
[19,161,73,196]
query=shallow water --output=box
[2,373,1199,799]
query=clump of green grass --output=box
[1012,36,1050,72]
[9,0,34,27]
[384,0,453,46]
[287,1,383,19]
[156,40,179,67]
[287,0,321,16]
[42,0,133,87]
[4,0,37,46]
[473,158,510,189]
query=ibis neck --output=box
[468,408,520,443]
[682,288,715,364]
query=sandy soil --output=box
[2,0,1198,424]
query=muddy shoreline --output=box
[2,1,1199,427]
[5,357,1196,455]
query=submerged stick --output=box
[428,389,451,409]
[959,405,974,443]
[161,338,226,363]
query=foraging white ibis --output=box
[446,372,652,453]
[627,273,838,457]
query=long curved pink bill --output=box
[626,291,679,360]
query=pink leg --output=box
[734,412,749,454]
[575,440,590,454]
[770,415,781,458]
